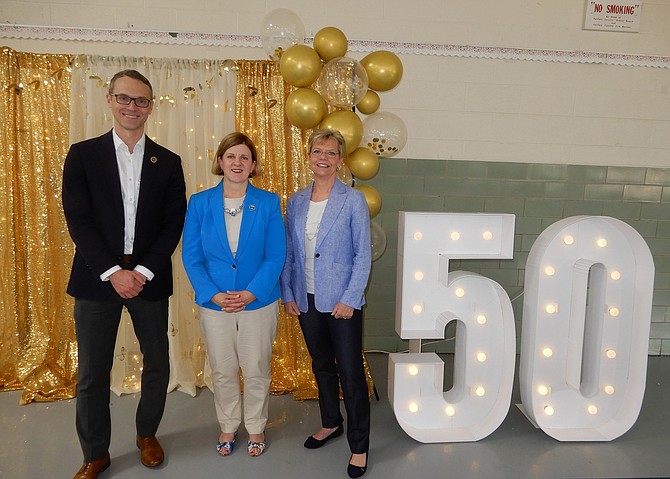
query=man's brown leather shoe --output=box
[136,436,164,467]
[72,455,110,479]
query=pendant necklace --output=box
[224,193,245,217]
[224,202,244,217]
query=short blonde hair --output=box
[307,129,346,158]
[212,132,259,177]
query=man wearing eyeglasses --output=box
[62,69,186,479]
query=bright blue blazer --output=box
[280,180,371,313]
[182,181,286,311]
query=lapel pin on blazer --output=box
[249,204,256,211]
[150,156,158,164]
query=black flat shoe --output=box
[303,424,344,449]
[347,453,368,478]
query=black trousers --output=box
[74,295,170,462]
[298,294,370,454]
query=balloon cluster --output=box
[261,9,405,261]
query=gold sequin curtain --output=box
[236,60,375,399]
[0,47,76,404]
[236,60,317,398]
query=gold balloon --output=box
[279,44,323,87]
[356,90,380,115]
[285,88,327,129]
[360,50,403,92]
[345,147,379,181]
[319,110,363,155]
[355,184,382,218]
[313,26,348,62]
[337,163,354,186]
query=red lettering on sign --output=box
[606,4,635,14]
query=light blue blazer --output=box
[280,180,371,313]
[182,181,286,311]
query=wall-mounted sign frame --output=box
[584,1,642,32]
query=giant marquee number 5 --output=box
[388,213,654,443]
[389,212,517,442]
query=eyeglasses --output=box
[110,93,152,108]
[310,149,339,159]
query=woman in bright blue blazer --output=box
[280,129,371,478]
[182,132,285,458]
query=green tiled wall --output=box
[362,159,670,356]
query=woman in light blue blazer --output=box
[182,132,285,458]
[280,129,371,478]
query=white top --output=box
[100,129,153,281]
[305,199,328,294]
[224,195,245,256]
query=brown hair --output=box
[212,132,259,177]
[108,69,153,98]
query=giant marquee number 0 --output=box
[388,213,654,442]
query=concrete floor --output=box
[1,353,669,479]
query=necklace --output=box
[224,201,244,217]
[305,225,319,241]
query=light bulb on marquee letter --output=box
[519,216,654,441]
[389,212,515,442]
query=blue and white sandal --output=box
[216,432,237,456]
[247,439,266,457]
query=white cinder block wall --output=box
[1,0,669,168]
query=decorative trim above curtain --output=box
[2,24,669,69]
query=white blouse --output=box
[304,199,328,294]
[223,195,245,256]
